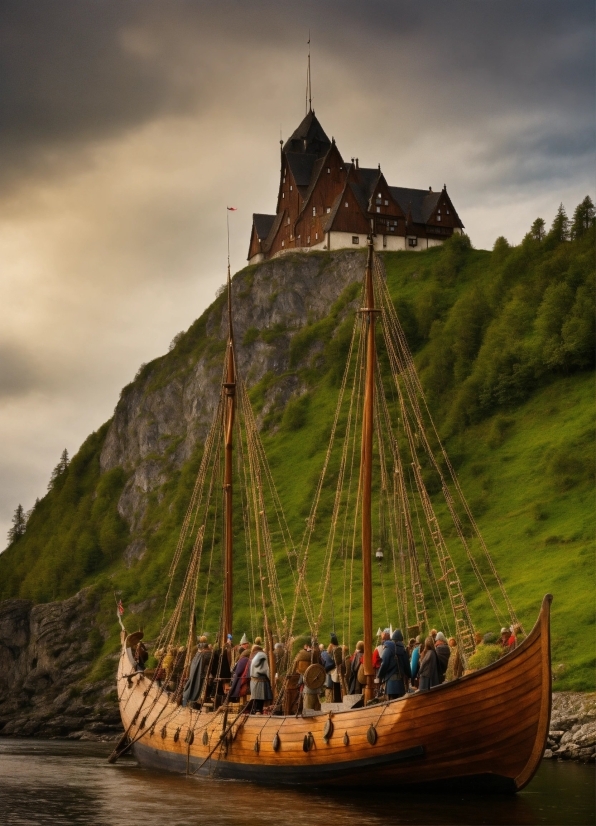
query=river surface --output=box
[0,739,593,826]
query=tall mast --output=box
[360,235,376,703]
[306,32,312,114]
[223,212,236,645]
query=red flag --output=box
[117,599,125,616]
[227,206,237,211]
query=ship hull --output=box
[116,595,552,790]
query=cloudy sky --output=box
[1,0,594,544]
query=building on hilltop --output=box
[248,110,464,264]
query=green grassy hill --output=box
[1,204,594,691]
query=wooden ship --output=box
[111,235,552,791]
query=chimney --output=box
[356,158,359,169]
[429,186,432,191]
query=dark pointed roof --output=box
[285,153,319,189]
[252,213,276,241]
[389,187,442,224]
[283,110,331,158]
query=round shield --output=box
[303,663,326,690]
[126,630,144,649]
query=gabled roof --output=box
[252,213,276,241]
[354,167,381,204]
[261,210,285,253]
[283,110,331,158]
[348,180,370,216]
[322,190,346,233]
[389,187,441,225]
[285,152,319,190]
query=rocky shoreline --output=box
[544,692,596,763]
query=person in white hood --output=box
[249,645,272,713]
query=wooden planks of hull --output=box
[116,595,552,790]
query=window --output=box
[327,168,330,173]
[376,207,380,213]
[312,207,316,217]
[383,235,387,247]
[345,202,349,208]
[290,185,293,191]
[408,237,417,247]
[384,200,388,206]
[283,177,285,184]
[282,193,284,199]
[307,235,310,244]
[315,232,318,240]
[390,226,395,232]
[326,207,330,213]
[446,209,450,215]
[287,217,290,224]
[281,240,285,247]
[437,215,441,221]
[352,236,360,245]
[378,192,382,198]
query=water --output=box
[0,739,593,826]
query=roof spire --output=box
[305,32,312,115]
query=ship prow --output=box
[115,594,551,790]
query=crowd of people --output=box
[132,622,523,715]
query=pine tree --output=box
[530,218,545,242]
[571,196,595,239]
[547,204,570,244]
[48,449,70,491]
[7,504,26,545]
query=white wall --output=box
[259,231,449,263]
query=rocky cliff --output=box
[0,590,120,740]
[101,250,366,559]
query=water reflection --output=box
[0,739,593,826]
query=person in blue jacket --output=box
[376,629,411,699]
[410,635,423,685]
